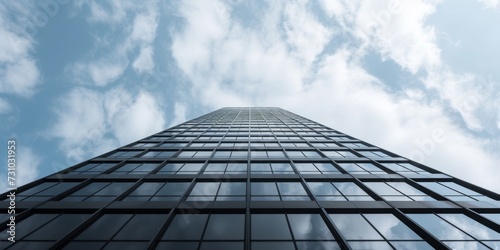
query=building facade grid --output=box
[1,107,500,250]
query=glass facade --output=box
[1,107,499,249]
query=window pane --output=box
[71,183,108,196]
[329,214,382,240]
[390,241,434,250]
[296,241,341,250]
[76,214,132,240]
[363,214,421,240]
[365,183,400,195]
[277,182,307,196]
[287,214,334,240]
[204,214,245,240]
[406,214,472,240]
[252,214,292,240]
[251,242,294,250]
[200,242,244,250]
[190,183,220,196]
[128,183,163,196]
[439,214,500,240]
[387,182,425,195]
[333,182,369,196]
[418,182,461,196]
[252,183,278,195]
[481,213,500,224]
[308,182,340,196]
[26,214,90,240]
[347,241,393,250]
[218,182,246,196]
[157,182,191,196]
[162,214,208,240]
[114,214,167,240]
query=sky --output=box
[1,0,499,193]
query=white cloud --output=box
[105,88,166,145]
[170,102,187,127]
[477,0,500,9]
[170,0,500,192]
[0,3,41,97]
[49,87,107,162]
[132,45,154,74]
[49,86,166,162]
[320,0,441,73]
[68,1,159,86]
[0,97,12,114]
[16,147,42,186]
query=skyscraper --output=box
[1,107,500,249]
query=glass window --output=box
[17,182,79,201]
[110,163,160,175]
[408,214,473,240]
[204,214,245,240]
[364,182,434,201]
[70,163,116,174]
[322,150,357,158]
[187,182,246,201]
[294,162,340,174]
[64,182,134,201]
[250,162,295,174]
[439,214,500,240]
[107,151,141,159]
[163,214,208,240]
[24,214,91,240]
[481,213,500,224]
[157,163,204,174]
[251,151,285,158]
[76,214,133,240]
[329,214,383,240]
[251,182,310,201]
[363,214,422,240]
[123,182,190,201]
[162,213,244,246]
[308,182,373,201]
[203,163,247,174]
[419,182,495,202]
[252,214,292,240]
[287,214,334,240]
[286,151,321,158]
[141,151,176,159]
[114,214,167,240]
[337,163,386,174]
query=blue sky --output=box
[1,0,500,193]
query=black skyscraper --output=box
[2,107,500,249]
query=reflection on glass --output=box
[481,213,500,224]
[277,182,307,196]
[200,242,244,250]
[295,241,341,250]
[218,182,246,196]
[389,241,433,250]
[329,214,382,240]
[363,214,421,240]
[442,241,490,250]
[347,241,392,250]
[287,214,334,240]
[251,214,292,240]
[252,183,278,196]
[163,214,208,240]
[406,214,472,240]
[204,214,244,240]
[439,214,500,240]
[251,242,294,250]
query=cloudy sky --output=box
[1,0,499,193]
